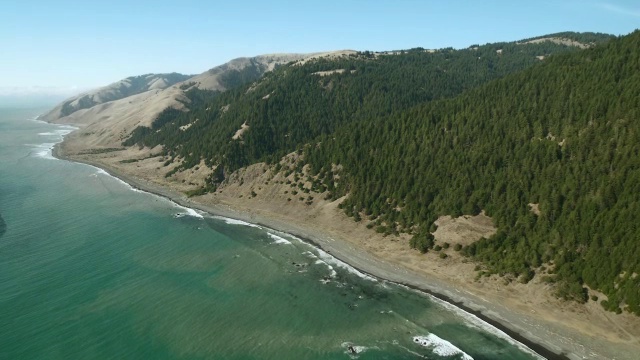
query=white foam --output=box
[31,142,57,159]
[90,166,141,192]
[413,334,473,360]
[30,124,78,160]
[304,251,337,278]
[399,284,544,359]
[314,259,337,278]
[341,342,368,356]
[303,251,317,259]
[90,166,204,219]
[95,168,109,176]
[38,129,74,137]
[170,200,205,219]
[315,248,377,282]
[214,216,262,228]
[268,233,292,245]
[420,292,544,360]
[173,206,204,219]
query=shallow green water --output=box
[0,108,541,359]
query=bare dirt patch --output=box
[519,37,591,49]
[232,122,250,140]
[432,212,496,247]
[312,69,346,76]
[529,203,541,215]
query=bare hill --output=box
[41,73,191,121]
[47,51,354,150]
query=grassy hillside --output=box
[57,73,192,118]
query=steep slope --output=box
[117,31,640,314]
[41,73,191,121]
[302,30,640,313]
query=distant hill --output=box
[517,31,616,47]
[45,52,350,149]
[41,73,192,121]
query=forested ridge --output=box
[518,31,615,44]
[124,33,606,171]
[306,31,640,313]
[121,32,640,313]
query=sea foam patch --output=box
[214,216,262,229]
[31,124,77,160]
[302,251,338,279]
[174,206,204,219]
[38,128,75,137]
[411,287,545,359]
[316,248,377,282]
[267,233,292,245]
[315,259,337,278]
[413,334,473,360]
[31,142,57,159]
[341,342,369,357]
[91,167,204,219]
[91,167,143,193]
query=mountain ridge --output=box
[41,72,192,121]
[44,51,355,149]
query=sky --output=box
[0,0,638,100]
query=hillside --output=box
[47,53,335,149]
[41,73,192,121]
[123,33,608,173]
[303,30,640,313]
[113,31,640,315]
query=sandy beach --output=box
[50,130,640,360]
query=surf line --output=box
[203,213,562,360]
[219,221,564,360]
[41,121,204,219]
[89,166,205,219]
[49,124,564,360]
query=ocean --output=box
[0,108,542,359]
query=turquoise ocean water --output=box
[0,108,542,359]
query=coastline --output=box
[52,143,568,360]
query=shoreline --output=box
[52,143,567,360]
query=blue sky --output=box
[1,0,638,96]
